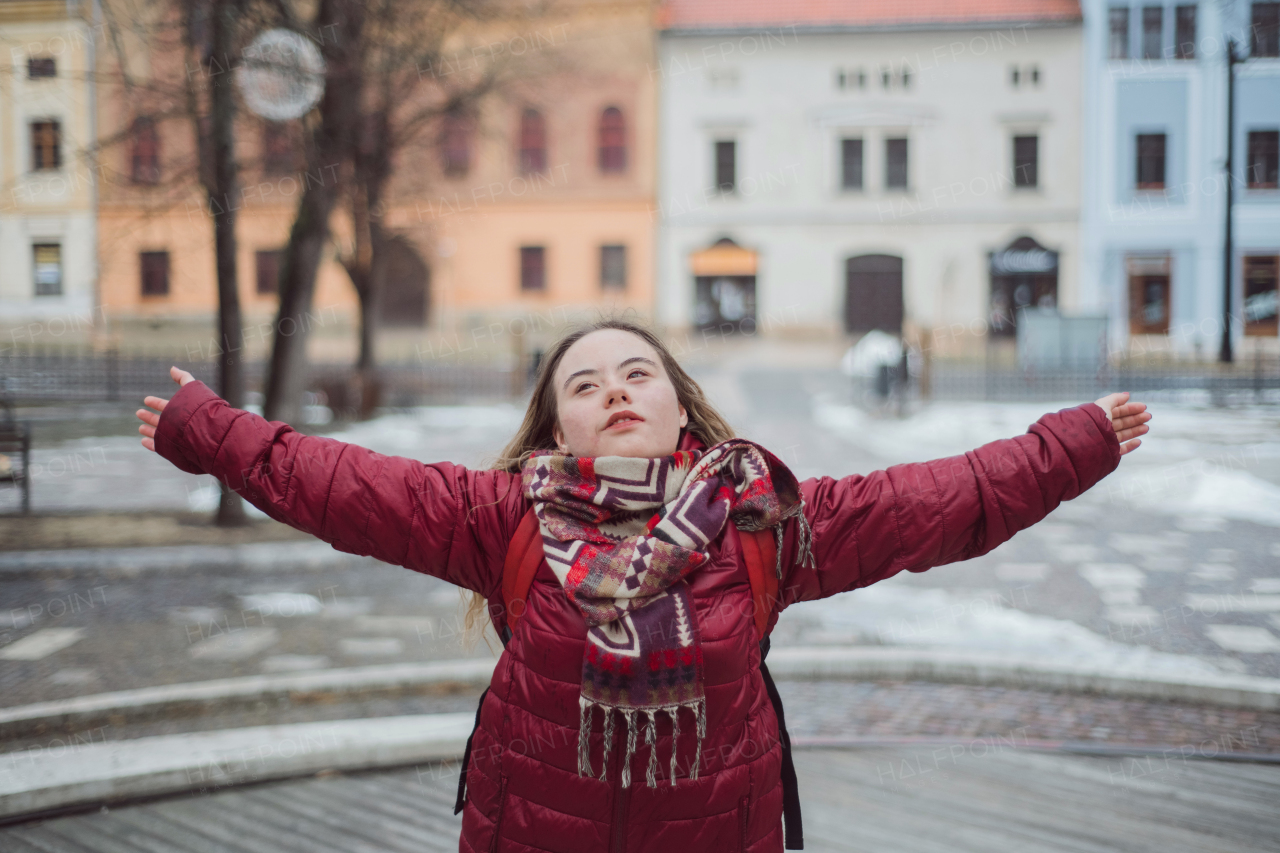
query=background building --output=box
[91,0,657,365]
[655,0,1084,355]
[1079,0,1280,357]
[0,0,97,332]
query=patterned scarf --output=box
[520,438,811,788]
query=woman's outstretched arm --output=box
[137,367,523,597]
[776,393,1148,609]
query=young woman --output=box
[136,319,1149,853]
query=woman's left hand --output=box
[1092,391,1150,456]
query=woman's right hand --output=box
[136,366,197,452]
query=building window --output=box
[31,121,61,171]
[131,117,161,185]
[1014,135,1039,187]
[140,251,170,296]
[256,249,283,295]
[1248,130,1279,188]
[1142,6,1164,58]
[836,68,868,90]
[1109,7,1131,59]
[28,57,56,78]
[1174,5,1197,58]
[598,107,626,174]
[520,246,546,291]
[885,137,908,189]
[1127,256,1171,335]
[262,122,295,175]
[841,138,863,190]
[440,112,473,178]
[715,140,736,193]
[1136,133,1166,189]
[33,244,62,296]
[1030,65,1041,84]
[1245,256,1279,335]
[1252,2,1280,57]
[600,244,626,291]
[1011,66,1021,86]
[518,108,547,175]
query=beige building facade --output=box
[0,0,98,339]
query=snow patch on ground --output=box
[813,396,1280,526]
[774,576,1240,678]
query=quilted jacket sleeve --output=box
[776,402,1122,608]
[152,379,523,598]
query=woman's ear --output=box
[552,423,568,454]
[678,404,688,429]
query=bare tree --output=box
[337,0,513,420]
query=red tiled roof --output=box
[657,0,1082,31]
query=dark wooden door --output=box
[845,255,904,334]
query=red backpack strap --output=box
[738,527,780,639]
[502,508,544,638]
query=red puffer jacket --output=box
[154,381,1121,853]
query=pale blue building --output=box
[1080,0,1280,356]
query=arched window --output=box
[440,112,474,178]
[262,122,296,175]
[518,108,546,174]
[130,117,161,185]
[598,106,626,173]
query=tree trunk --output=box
[208,0,249,527]
[263,0,365,425]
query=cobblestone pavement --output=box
[1,363,1277,715]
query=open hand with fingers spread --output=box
[1092,391,1150,456]
[136,366,197,452]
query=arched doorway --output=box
[988,236,1058,337]
[691,237,757,332]
[378,235,431,328]
[844,254,904,334]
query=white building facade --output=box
[655,3,1085,354]
[0,1,98,335]
[1080,0,1280,357]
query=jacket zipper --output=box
[610,717,630,853]
[490,773,509,853]
[738,794,750,851]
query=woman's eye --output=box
[628,369,647,379]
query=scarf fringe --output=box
[771,497,816,579]
[577,699,707,789]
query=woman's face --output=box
[551,329,688,458]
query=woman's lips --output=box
[604,412,644,430]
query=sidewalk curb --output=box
[0,542,369,577]
[0,713,474,821]
[3,648,1278,745]
[0,659,498,741]
[763,647,1280,710]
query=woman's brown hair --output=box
[459,318,735,649]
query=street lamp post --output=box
[1220,38,1240,364]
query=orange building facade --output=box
[93,0,657,365]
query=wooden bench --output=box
[0,399,31,514]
